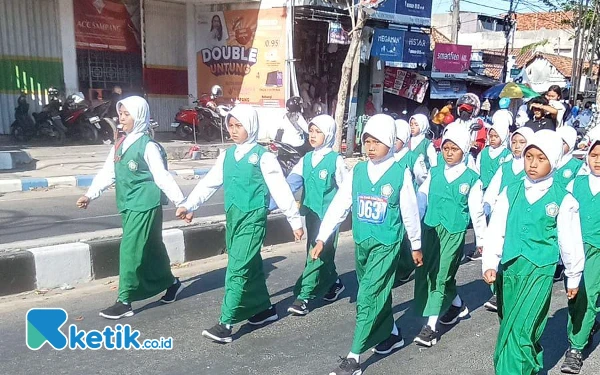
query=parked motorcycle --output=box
[9,92,67,144]
[259,139,302,176]
[89,100,119,144]
[60,93,100,144]
[172,85,230,142]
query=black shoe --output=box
[202,323,233,343]
[484,295,498,312]
[328,357,362,375]
[439,302,469,325]
[248,305,278,325]
[414,325,438,347]
[372,332,405,355]
[554,264,565,282]
[99,301,134,320]
[560,348,583,374]
[467,249,482,261]
[287,299,309,316]
[159,278,182,304]
[323,279,346,302]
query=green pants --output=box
[395,233,415,284]
[414,224,465,317]
[220,206,272,325]
[568,243,600,350]
[495,256,554,375]
[118,207,175,303]
[351,238,401,354]
[294,210,339,301]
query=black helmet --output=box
[17,93,27,105]
[286,96,303,113]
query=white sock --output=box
[391,323,399,336]
[452,295,463,307]
[427,316,438,330]
[220,322,233,329]
[347,352,360,363]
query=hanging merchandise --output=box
[328,22,350,45]
[384,67,429,103]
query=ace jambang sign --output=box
[196,8,286,108]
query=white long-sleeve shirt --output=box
[417,162,486,246]
[483,157,524,210]
[483,177,585,289]
[394,148,428,186]
[316,157,422,250]
[289,148,348,187]
[85,140,185,206]
[181,143,302,230]
[410,135,438,168]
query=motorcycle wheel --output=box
[175,123,193,140]
[81,123,99,144]
[53,128,66,145]
[11,122,33,143]
[98,119,116,144]
[202,124,220,142]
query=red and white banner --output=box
[384,67,428,103]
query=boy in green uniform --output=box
[483,129,585,375]
[561,138,600,374]
[409,113,438,169]
[276,115,348,316]
[77,96,186,319]
[475,121,512,191]
[413,125,486,347]
[176,105,304,343]
[394,119,427,285]
[312,114,422,375]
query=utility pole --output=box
[501,0,515,83]
[451,0,460,43]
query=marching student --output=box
[312,114,422,375]
[482,129,585,375]
[409,113,438,169]
[413,125,486,347]
[561,137,600,374]
[394,119,427,285]
[475,119,512,191]
[282,115,348,316]
[77,96,185,319]
[555,126,584,188]
[175,104,304,343]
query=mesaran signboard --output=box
[432,43,472,79]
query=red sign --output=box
[432,43,472,78]
[384,67,428,103]
[74,0,141,53]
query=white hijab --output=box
[363,114,396,164]
[442,125,471,165]
[586,138,600,176]
[556,126,577,168]
[523,129,564,182]
[226,104,259,146]
[395,119,411,146]
[116,96,151,152]
[310,115,336,152]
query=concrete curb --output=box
[0,213,352,296]
[0,167,210,193]
[0,150,33,170]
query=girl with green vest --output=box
[561,138,600,374]
[413,125,486,347]
[474,120,512,190]
[77,96,186,320]
[394,119,427,285]
[482,129,585,375]
[279,115,349,316]
[556,126,584,189]
[312,114,422,375]
[176,105,304,344]
[409,114,438,169]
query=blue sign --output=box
[370,0,433,26]
[371,29,430,68]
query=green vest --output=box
[572,175,600,248]
[424,165,479,233]
[352,161,406,246]
[499,161,525,193]
[300,151,339,219]
[396,150,418,174]
[114,135,165,213]
[554,157,583,189]
[479,146,511,189]
[412,138,432,168]
[502,180,567,267]
[223,144,269,213]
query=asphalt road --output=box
[0,234,598,374]
[0,179,224,244]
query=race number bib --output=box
[356,195,388,224]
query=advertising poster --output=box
[432,43,472,79]
[369,0,433,27]
[196,8,287,108]
[384,67,429,103]
[73,0,141,52]
[371,29,429,68]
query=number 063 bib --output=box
[356,195,388,224]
